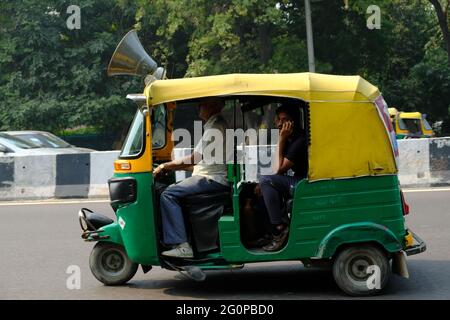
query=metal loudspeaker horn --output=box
[107,29,161,78]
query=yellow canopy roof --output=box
[399,112,422,119]
[144,73,381,106]
[388,108,422,119]
[388,107,398,116]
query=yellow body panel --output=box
[114,110,152,174]
[152,102,176,162]
[396,126,409,135]
[142,72,396,181]
[405,231,414,247]
[309,102,397,181]
[423,127,433,137]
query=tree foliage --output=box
[0,0,142,133]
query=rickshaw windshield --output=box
[120,109,145,158]
[401,118,422,134]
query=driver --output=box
[153,97,229,258]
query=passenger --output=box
[257,104,308,252]
[153,97,229,258]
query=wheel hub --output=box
[102,250,125,273]
[348,256,372,281]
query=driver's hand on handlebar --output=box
[153,163,167,177]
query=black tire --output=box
[89,242,138,286]
[332,244,391,296]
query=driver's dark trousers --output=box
[160,175,229,245]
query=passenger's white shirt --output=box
[192,114,229,186]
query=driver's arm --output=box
[154,152,199,175]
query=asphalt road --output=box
[1,189,449,300]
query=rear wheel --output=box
[89,242,138,286]
[332,244,390,296]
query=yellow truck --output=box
[388,108,434,139]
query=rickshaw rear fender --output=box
[315,222,402,259]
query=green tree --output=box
[1,0,449,139]
[0,0,141,136]
[429,0,450,63]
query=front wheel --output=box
[332,244,391,296]
[89,242,138,286]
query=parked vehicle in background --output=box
[0,133,71,155]
[3,131,94,153]
[388,108,434,139]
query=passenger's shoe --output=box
[247,234,272,248]
[262,227,289,252]
[161,242,194,258]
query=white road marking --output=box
[403,188,450,193]
[0,199,109,206]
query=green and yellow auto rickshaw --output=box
[78,31,426,296]
[388,107,434,139]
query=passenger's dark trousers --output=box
[259,175,301,226]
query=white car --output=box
[2,131,94,153]
[0,133,73,155]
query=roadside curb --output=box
[1,138,449,201]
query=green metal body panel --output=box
[94,222,123,245]
[92,172,405,268]
[227,163,241,184]
[101,172,159,266]
[315,222,403,258]
[219,175,405,264]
